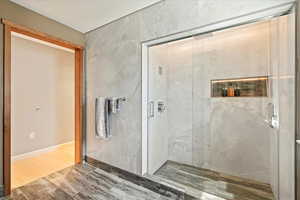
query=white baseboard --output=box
[12,141,74,162]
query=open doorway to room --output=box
[11,31,75,189]
[2,20,83,195]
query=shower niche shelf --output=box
[211,76,268,97]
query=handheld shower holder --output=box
[110,97,126,114]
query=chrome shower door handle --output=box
[266,103,279,129]
[148,101,155,118]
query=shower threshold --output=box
[152,160,274,200]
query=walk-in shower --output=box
[142,3,295,200]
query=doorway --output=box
[2,19,83,195]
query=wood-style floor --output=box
[6,164,175,200]
[7,152,275,200]
[12,142,75,189]
[154,160,275,200]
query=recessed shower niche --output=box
[142,9,295,200]
[211,76,268,97]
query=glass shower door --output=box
[147,44,169,175]
[146,13,295,200]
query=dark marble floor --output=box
[3,164,177,200]
[154,161,275,200]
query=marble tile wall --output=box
[85,0,295,182]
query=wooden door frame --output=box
[2,19,84,196]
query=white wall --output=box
[11,35,75,156]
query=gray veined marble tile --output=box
[84,169,123,191]
[70,168,121,200]
[46,164,125,198]
[73,193,94,200]
[86,157,185,200]
[14,178,73,200]
[46,165,95,197]
[110,182,161,200]
[9,164,186,200]
[73,186,120,200]
[154,161,274,200]
[73,192,119,200]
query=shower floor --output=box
[154,160,274,200]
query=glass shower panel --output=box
[147,15,294,200]
[191,21,272,184]
[147,44,169,175]
[268,18,281,199]
[165,38,194,166]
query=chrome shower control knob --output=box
[157,101,166,113]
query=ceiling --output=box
[10,0,161,33]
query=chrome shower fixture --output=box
[110,97,126,114]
